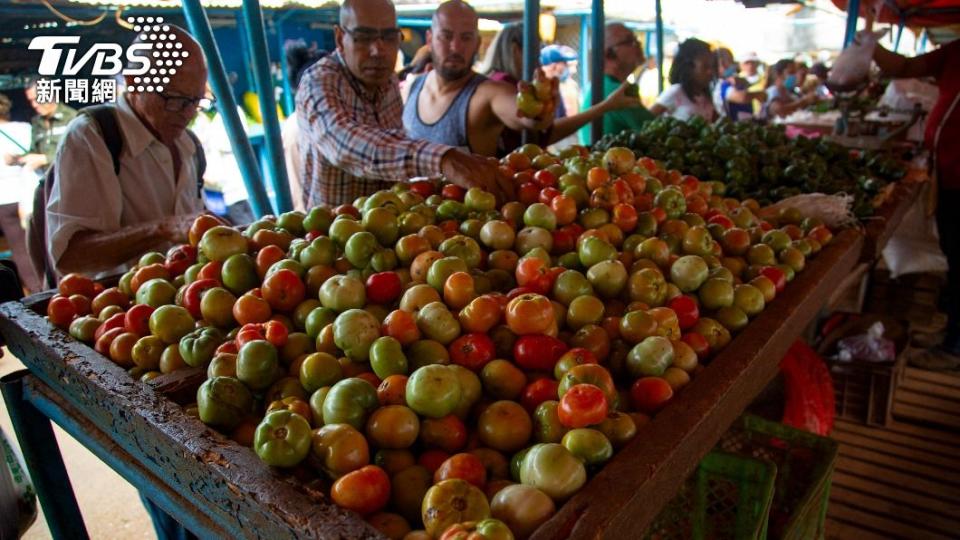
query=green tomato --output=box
[321,378,379,429]
[533,400,568,443]
[299,352,343,392]
[196,376,253,430]
[369,336,408,379]
[178,327,224,368]
[333,309,380,361]
[405,365,462,419]
[561,428,613,465]
[519,443,586,501]
[626,336,674,378]
[237,339,280,390]
[254,410,312,467]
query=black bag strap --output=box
[80,104,123,175]
[184,128,206,197]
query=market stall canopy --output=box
[832,0,960,27]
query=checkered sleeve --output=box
[298,66,451,183]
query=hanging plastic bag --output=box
[827,29,887,92]
[780,340,835,436]
[835,321,897,363]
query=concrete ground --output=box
[1,349,154,540]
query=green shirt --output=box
[577,74,653,146]
[30,103,78,163]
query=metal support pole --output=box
[843,0,861,48]
[522,0,540,145]
[241,0,293,214]
[278,13,296,116]
[182,0,272,218]
[893,21,905,52]
[1,370,88,540]
[579,15,590,93]
[589,0,604,145]
[655,0,664,94]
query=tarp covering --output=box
[832,0,960,27]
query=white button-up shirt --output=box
[46,95,204,272]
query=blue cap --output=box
[540,45,577,65]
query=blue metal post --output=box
[918,28,928,52]
[589,0,604,144]
[182,0,272,218]
[241,0,292,214]
[1,370,88,540]
[580,15,590,93]
[522,0,540,145]
[843,0,861,48]
[278,13,296,116]
[894,21,904,52]
[655,0,664,94]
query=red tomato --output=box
[182,278,219,319]
[261,269,306,312]
[255,245,285,279]
[263,320,289,347]
[330,465,391,515]
[124,304,155,336]
[216,341,239,355]
[681,332,711,361]
[418,449,451,474]
[707,213,734,229]
[334,204,361,219]
[630,377,674,414]
[94,327,124,355]
[197,261,223,283]
[520,378,560,413]
[68,294,91,316]
[410,180,435,198]
[513,334,567,372]
[533,169,557,188]
[515,257,548,290]
[668,295,700,331]
[442,184,466,201]
[356,372,381,388]
[47,296,77,328]
[558,383,609,428]
[518,182,540,205]
[611,203,638,233]
[420,415,468,453]
[94,312,126,341]
[434,453,487,488]
[551,229,577,256]
[538,187,561,205]
[58,273,96,298]
[449,333,496,372]
[236,323,266,348]
[366,272,402,305]
[164,244,197,277]
[759,266,787,293]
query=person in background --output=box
[399,45,433,102]
[714,50,766,122]
[4,80,76,172]
[297,0,511,207]
[282,41,327,212]
[575,22,653,145]
[807,62,831,99]
[412,7,635,157]
[871,33,960,364]
[794,61,810,94]
[762,58,818,119]
[740,51,764,89]
[650,38,717,122]
[0,94,33,184]
[540,45,579,119]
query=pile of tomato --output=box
[48,143,834,540]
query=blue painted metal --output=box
[1,370,88,540]
[655,0,664,94]
[241,0,293,214]
[398,17,433,27]
[843,0,861,48]
[522,0,540,144]
[894,21,905,52]
[589,0,604,144]
[918,28,928,52]
[182,0,272,218]
[21,377,222,538]
[277,12,296,116]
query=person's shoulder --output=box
[59,111,98,144]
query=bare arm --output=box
[57,214,194,275]
[768,94,816,119]
[488,81,553,132]
[548,82,642,142]
[873,44,943,79]
[649,103,668,116]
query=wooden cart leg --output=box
[1,369,88,540]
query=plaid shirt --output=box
[296,52,451,207]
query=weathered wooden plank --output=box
[831,471,960,518]
[882,418,960,445]
[530,229,863,540]
[892,402,960,430]
[895,389,960,415]
[825,518,889,540]
[828,502,951,540]
[835,455,960,503]
[861,179,922,262]
[833,420,958,459]
[147,367,207,405]
[833,430,960,471]
[902,367,960,389]
[0,301,382,540]
[838,444,960,485]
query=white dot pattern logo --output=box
[126,16,177,95]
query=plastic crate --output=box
[717,415,839,540]
[644,451,776,540]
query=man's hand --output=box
[600,82,642,113]
[440,150,515,205]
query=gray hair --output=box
[477,22,522,79]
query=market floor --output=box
[0,349,155,540]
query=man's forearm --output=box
[550,106,606,142]
[57,215,191,275]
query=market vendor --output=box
[762,59,819,120]
[296,0,512,207]
[4,80,76,172]
[45,28,206,276]
[871,36,960,362]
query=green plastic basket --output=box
[717,415,839,540]
[645,451,777,540]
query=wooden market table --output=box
[0,229,863,540]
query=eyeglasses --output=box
[342,26,404,46]
[159,93,216,113]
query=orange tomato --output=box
[188,214,227,247]
[198,261,223,283]
[130,263,171,294]
[330,465,391,515]
[58,273,96,298]
[377,374,408,406]
[47,295,77,328]
[550,194,577,226]
[514,257,548,289]
[255,245,285,279]
[505,293,555,335]
[586,167,611,190]
[90,287,129,317]
[611,203,638,233]
[443,272,476,310]
[458,295,502,334]
[410,250,443,283]
[261,269,306,313]
[649,307,680,340]
[233,293,272,326]
[381,310,421,346]
[108,332,139,367]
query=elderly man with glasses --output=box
[296,0,512,208]
[45,26,208,276]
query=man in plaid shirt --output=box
[297,0,512,208]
